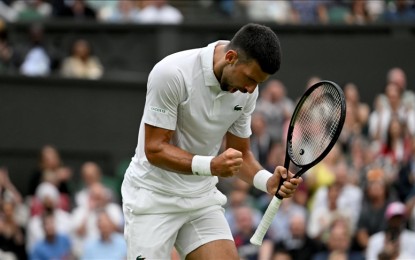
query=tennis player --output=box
[121,23,302,260]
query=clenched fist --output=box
[211,148,243,177]
[267,166,303,198]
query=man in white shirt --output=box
[121,23,302,260]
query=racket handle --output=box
[250,196,282,246]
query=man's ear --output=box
[225,50,238,65]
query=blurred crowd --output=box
[1,67,415,260]
[0,0,415,25]
[1,0,415,80]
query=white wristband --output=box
[191,155,214,176]
[253,169,273,194]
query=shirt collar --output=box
[200,40,229,89]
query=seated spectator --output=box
[224,178,262,234]
[383,0,415,23]
[366,201,415,259]
[290,0,327,24]
[319,0,353,24]
[255,79,294,143]
[275,213,321,260]
[250,112,273,167]
[102,0,140,23]
[245,0,292,24]
[81,210,127,260]
[355,169,396,251]
[378,116,412,183]
[60,38,103,79]
[0,21,18,74]
[311,161,362,232]
[30,212,72,260]
[308,183,348,240]
[17,23,51,76]
[74,161,114,208]
[28,145,71,213]
[269,198,307,243]
[0,199,27,260]
[0,167,28,227]
[26,182,72,252]
[313,216,364,260]
[10,0,52,22]
[137,0,183,24]
[71,182,123,257]
[233,205,273,260]
[57,0,96,20]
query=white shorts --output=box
[121,178,234,260]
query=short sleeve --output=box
[142,61,186,130]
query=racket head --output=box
[285,80,346,174]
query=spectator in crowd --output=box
[255,79,294,143]
[233,205,273,260]
[311,160,362,231]
[71,182,123,257]
[355,168,396,251]
[0,167,23,205]
[306,144,342,208]
[0,199,27,260]
[369,82,408,142]
[74,161,113,208]
[10,0,52,22]
[60,38,103,79]
[244,0,292,24]
[378,116,412,184]
[349,0,372,24]
[224,178,262,234]
[383,0,415,23]
[102,0,140,23]
[341,83,369,143]
[137,0,183,24]
[0,20,18,73]
[27,145,71,213]
[365,0,385,22]
[291,0,327,24]
[366,201,415,259]
[26,182,72,252]
[250,112,273,167]
[81,210,127,260]
[313,216,364,260]
[275,212,321,260]
[386,67,415,112]
[17,23,51,76]
[29,212,72,260]
[57,0,96,20]
[269,198,307,243]
[319,0,353,24]
[308,183,346,240]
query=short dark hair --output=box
[227,23,281,74]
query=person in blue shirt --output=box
[30,212,72,260]
[82,209,127,260]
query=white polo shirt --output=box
[126,41,259,197]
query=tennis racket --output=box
[250,80,346,246]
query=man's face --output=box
[220,52,270,94]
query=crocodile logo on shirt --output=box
[234,105,243,111]
[136,255,146,260]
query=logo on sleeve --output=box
[149,106,167,114]
[234,105,243,111]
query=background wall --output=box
[1,22,414,194]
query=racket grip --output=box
[250,196,282,246]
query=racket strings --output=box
[290,84,343,166]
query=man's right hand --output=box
[210,148,243,177]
